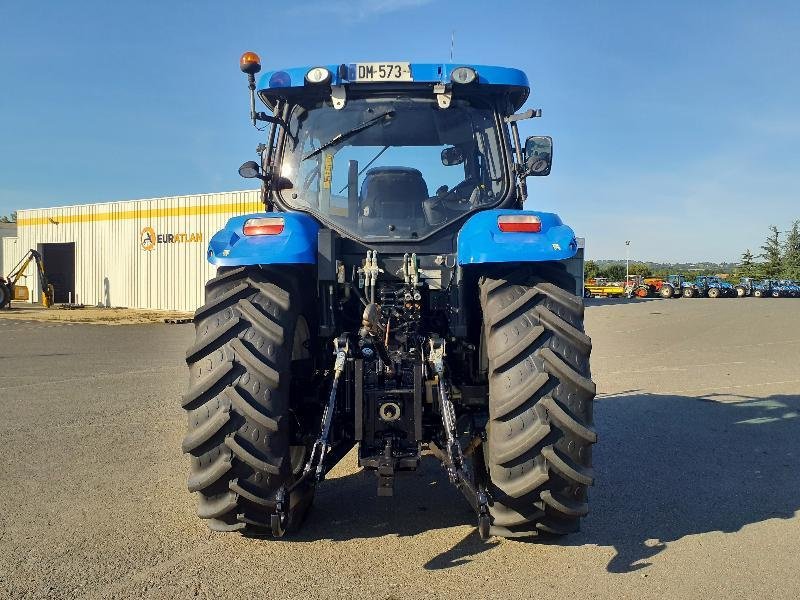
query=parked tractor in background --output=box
[769,279,800,298]
[658,275,686,298]
[626,275,686,299]
[775,280,800,297]
[682,275,734,298]
[735,277,774,298]
[747,279,774,298]
[180,54,596,541]
[624,275,653,298]
[735,277,755,297]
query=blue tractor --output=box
[658,274,686,298]
[682,275,734,298]
[735,277,773,298]
[750,279,776,298]
[775,280,800,297]
[735,277,754,297]
[180,54,596,540]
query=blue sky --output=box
[1,0,798,261]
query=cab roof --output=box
[257,63,531,111]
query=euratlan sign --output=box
[140,226,203,251]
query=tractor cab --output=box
[236,58,551,246]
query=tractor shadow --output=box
[296,451,484,545]
[296,451,503,567]
[290,391,800,574]
[561,391,800,573]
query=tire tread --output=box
[481,263,596,537]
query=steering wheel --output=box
[428,177,480,212]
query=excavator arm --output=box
[0,249,54,309]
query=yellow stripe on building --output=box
[17,201,264,227]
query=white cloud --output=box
[288,0,435,21]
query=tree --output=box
[0,211,17,223]
[584,260,600,281]
[629,263,652,277]
[783,220,800,280]
[738,249,759,278]
[600,264,626,282]
[760,226,782,278]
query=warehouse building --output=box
[2,190,261,312]
[3,191,588,311]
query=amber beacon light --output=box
[240,51,262,75]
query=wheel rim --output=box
[292,315,311,361]
[637,288,648,298]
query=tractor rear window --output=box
[278,97,506,240]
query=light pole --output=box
[625,240,631,286]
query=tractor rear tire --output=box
[683,287,695,298]
[479,263,596,537]
[735,286,746,298]
[182,266,315,534]
[754,289,763,298]
[708,288,721,299]
[659,285,673,299]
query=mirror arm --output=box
[504,108,542,124]
[508,121,528,204]
[254,112,284,125]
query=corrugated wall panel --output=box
[2,236,19,277]
[15,190,262,311]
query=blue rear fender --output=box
[207,212,320,267]
[456,210,578,265]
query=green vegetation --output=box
[760,226,783,278]
[782,222,800,280]
[587,221,800,283]
[0,212,17,223]
[734,220,800,281]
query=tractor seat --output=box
[359,167,428,235]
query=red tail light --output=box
[243,217,285,236]
[497,215,542,233]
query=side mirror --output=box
[441,146,465,166]
[238,161,263,179]
[523,135,553,176]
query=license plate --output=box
[353,62,412,82]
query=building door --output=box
[39,242,75,304]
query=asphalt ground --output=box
[1,298,798,599]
